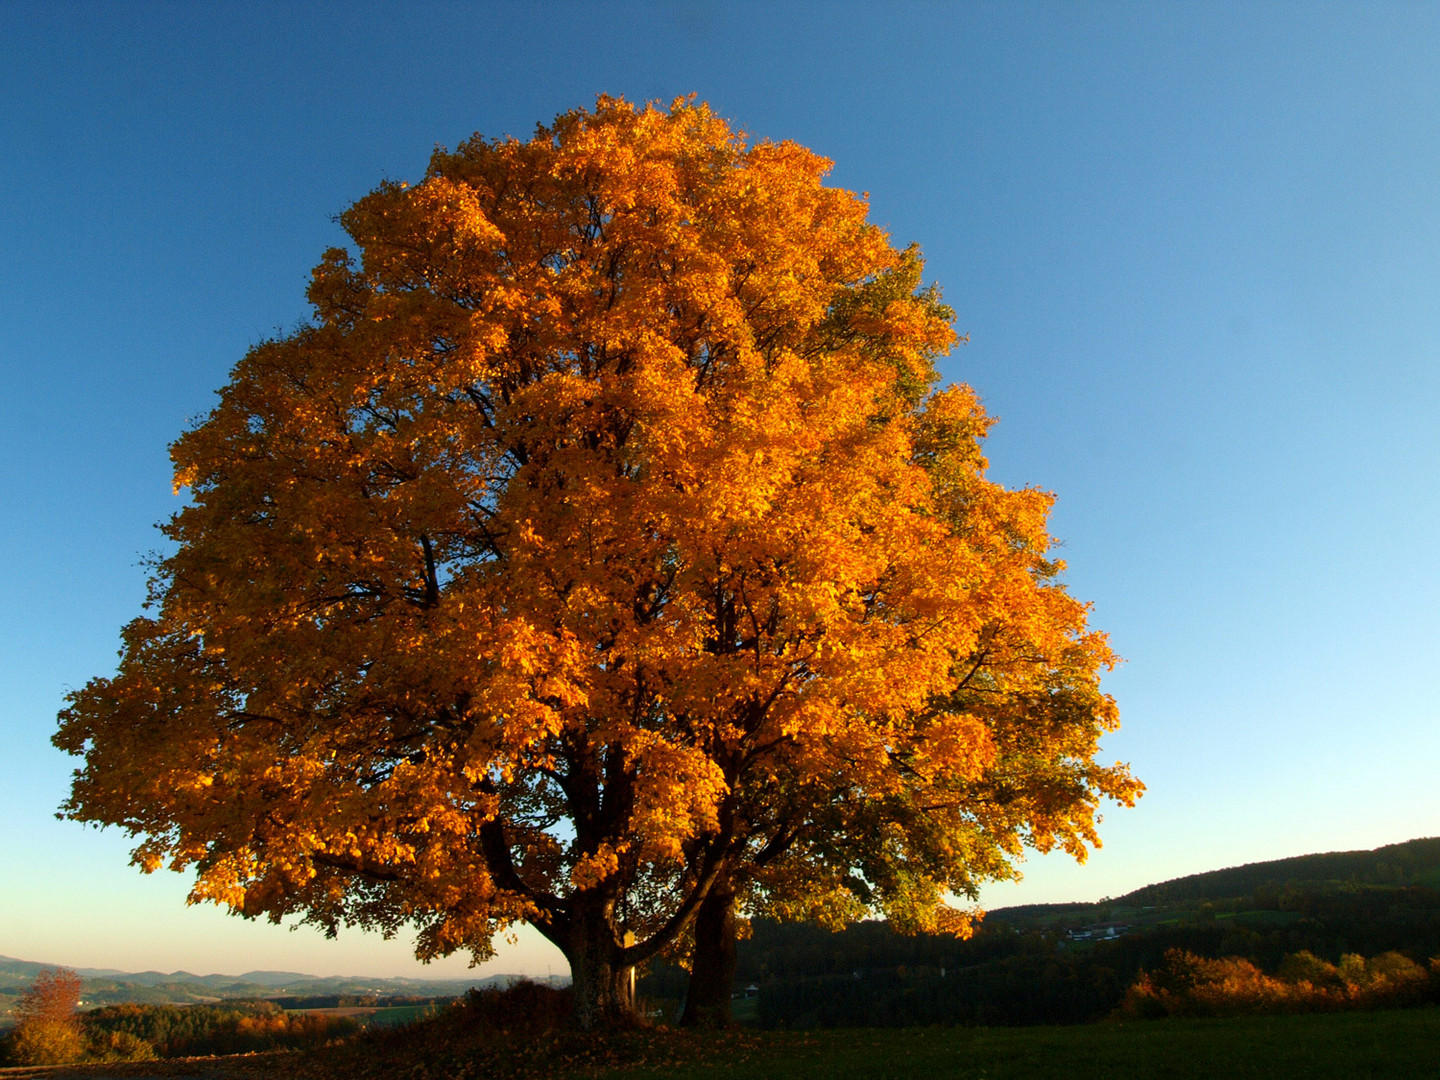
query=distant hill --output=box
[234,970,323,988]
[640,835,1440,1029]
[0,955,566,1014]
[987,835,1440,930]
[1117,836,1440,906]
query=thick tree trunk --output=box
[679,878,738,1027]
[564,904,639,1031]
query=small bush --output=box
[1276,950,1340,988]
[460,980,574,1032]
[6,1018,87,1066]
[86,1028,158,1062]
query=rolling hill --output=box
[0,955,563,1016]
[645,835,1440,1027]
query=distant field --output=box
[293,1004,436,1028]
[365,1005,436,1028]
[584,1008,1440,1080]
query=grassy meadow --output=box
[277,1005,1440,1080]
[590,1010,1440,1080]
[0,1003,1434,1079]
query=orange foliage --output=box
[55,96,1138,1024]
[13,967,81,1027]
[6,968,84,1066]
[1121,948,1434,1018]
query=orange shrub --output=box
[1121,948,1434,1019]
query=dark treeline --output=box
[640,875,1440,1028]
[269,994,444,1010]
[80,1000,358,1057]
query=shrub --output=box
[86,1028,158,1062]
[6,1018,87,1066]
[1276,950,1340,988]
[1120,947,1435,1019]
[460,980,574,1032]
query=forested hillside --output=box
[0,957,555,1022]
[640,837,1440,1027]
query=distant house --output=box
[1066,923,1129,942]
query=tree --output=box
[56,96,1138,1028]
[6,968,85,1066]
[672,382,1142,1025]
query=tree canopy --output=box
[56,96,1139,1027]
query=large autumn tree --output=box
[56,96,1139,1028]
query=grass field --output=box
[298,1005,1440,1080]
[363,1004,436,1028]
[2,1008,1434,1079]
[583,1009,1440,1080]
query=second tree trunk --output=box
[679,878,738,1027]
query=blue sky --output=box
[2,2,1437,980]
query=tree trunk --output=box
[679,878,738,1027]
[564,903,639,1031]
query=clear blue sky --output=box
[3,2,1437,980]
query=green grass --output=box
[296,1002,1440,1080]
[587,1009,1440,1080]
[364,1004,435,1028]
[729,997,759,1025]
[1214,909,1300,926]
